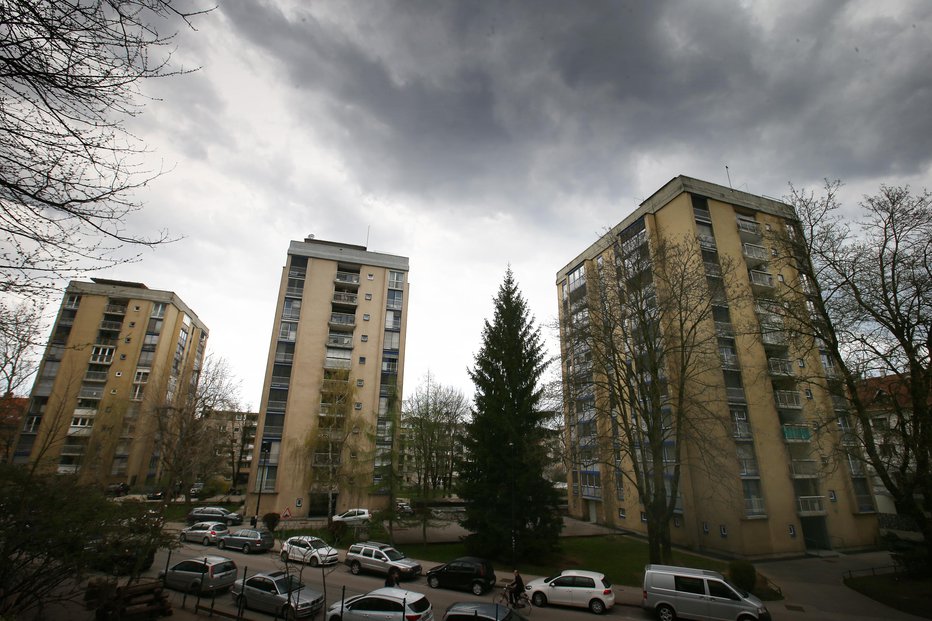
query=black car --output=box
[186,506,243,525]
[427,557,497,595]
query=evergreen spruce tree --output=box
[459,269,562,562]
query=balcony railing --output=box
[744,496,766,516]
[694,207,711,222]
[327,334,353,348]
[333,292,358,305]
[288,267,306,279]
[782,424,812,442]
[749,270,774,288]
[704,262,722,277]
[84,370,108,382]
[714,321,734,336]
[768,358,793,376]
[274,352,294,364]
[79,387,104,400]
[270,376,291,389]
[329,313,355,327]
[732,421,752,439]
[99,320,123,331]
[324,358,352,370]
[285,286,304,298]
[281,310,301,320]
[698,234,717,250]
[738,458,759,476]
[832,395,850,411]
[775,390,802,409]
[855,494,875,512]
[797,495,826,514]
[580,485,602,499]
[720,352,740,370]
[104,304,127,315]
[266,400,287,412]
[737,219,761,236]
[790,459,819,477]
[761,330,786,346]
[335,272,360,285]
[261,425,284,437]
[743,243,769,264]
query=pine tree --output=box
[460,269,562,562]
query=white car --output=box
[280,535,339,566]
[327,587,433,621]
[332,508,371,525]
[525,569,615,615]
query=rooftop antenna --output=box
[366,225,370,249]
[725,164,733,189]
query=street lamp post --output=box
[252,440,271,527]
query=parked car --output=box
[231,570,325,619]
[443,601,527,621]
[180,521,229,545]
[345,541,422,578]
[190,482,205,497]
[326,587,433,621]
[427,557,496,595]
[106,482,130,497]
[642,564,770,621]
[281,535,339,566]
[186,506,243,525]
[332,508,370,525]
[159,555,237,593]
[145,490,164,501]
[396,502,414,515]
[525,569,615,615]
[218,528,274,554]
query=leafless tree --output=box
[0,300,44,460]
[769,181,932,557]
[401,372,469,499]
[569,230,741,563]
[0,0,209,296]
[152,354,240,500]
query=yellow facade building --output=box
[556,176,878,558]
[16,279,208,488]
[248,237,409,520]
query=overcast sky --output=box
[104,1,932,409]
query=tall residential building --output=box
[15,279,208,487]
[248,237,409,520]
[556,176,878,558]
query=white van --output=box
[642,564,771,621]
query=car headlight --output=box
[758,606,767,614]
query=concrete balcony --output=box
[329,313,356,330]
[744,496,766,516]
[698,234,717,251]
[768,358,793,376]
[749,270,775,291]
[335,272,360,285]
[742,243,769,267]
[84,370,108,382]
[796,495,826,515]
[327,334,353,348]
[732,421,753,439]
[726,387,747,403]
[790,459,819,478]
[104,304,127,315]
[738,458,759,477]
[775,390,802,409]
[333,291,358,306]
[720,352,740,370]
[704,262,722,278]
[285,286,304,298]
[99,320,123,331]
[737,219,762,239]
[782,424,812,442]
[288,267,306,279]
[324,358,351,370]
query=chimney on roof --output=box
[305,234,315,242]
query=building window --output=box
[279,322,298,342]
[361,335,368,342]
[356,379,364,387]
[129,322,136,328]
[365,293,373,301]
[829,489,837,502]
[354,402,362,410]
[618,508,626,519]
[640,512,647,523]
[359,356,366,364]
[805,388,813,399]
[387,290,403,310]
[702,522,710,534]
[388,270,404,289]
[363,314,370,321]
[151,303,165,318]
[367,273,374,280]
[720,525,728,537]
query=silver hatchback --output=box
[160,555,238,593]
[180,521,229,545]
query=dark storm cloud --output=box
[219,1,932,214]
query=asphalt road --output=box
[148,538,653,620]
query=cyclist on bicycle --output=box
[507,569,525,605]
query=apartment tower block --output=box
[248,237,409,519]
[556,176,878,558]
[16,279,208,486]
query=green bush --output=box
[728,559,757,593]
[262,512,281,532]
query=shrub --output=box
[729,559,757,593]
[262,512,281,532]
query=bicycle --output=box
[495,586,532,614]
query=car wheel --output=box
[189,581,201,594]
[234,594,246,610]
[471,582,484,596]
[310,556,319,568]
[242,543,251,554]
[180,533,187,542]
[656,604,676,621]
[428,575,440,588]
[589,598,606,615]
[202,537,210,546]
[280,550,289,562]
[218,539,226,550]
[282,604,297,620]
[531,592,547,607]
[350,561,361,575]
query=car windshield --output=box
[384,548,404,561]
[308,539,327,550]
[722,576,748,597]
[408,596,429,613]
[274,575,304,592]
[544,574,561,582]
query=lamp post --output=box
[253,440,271,527]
